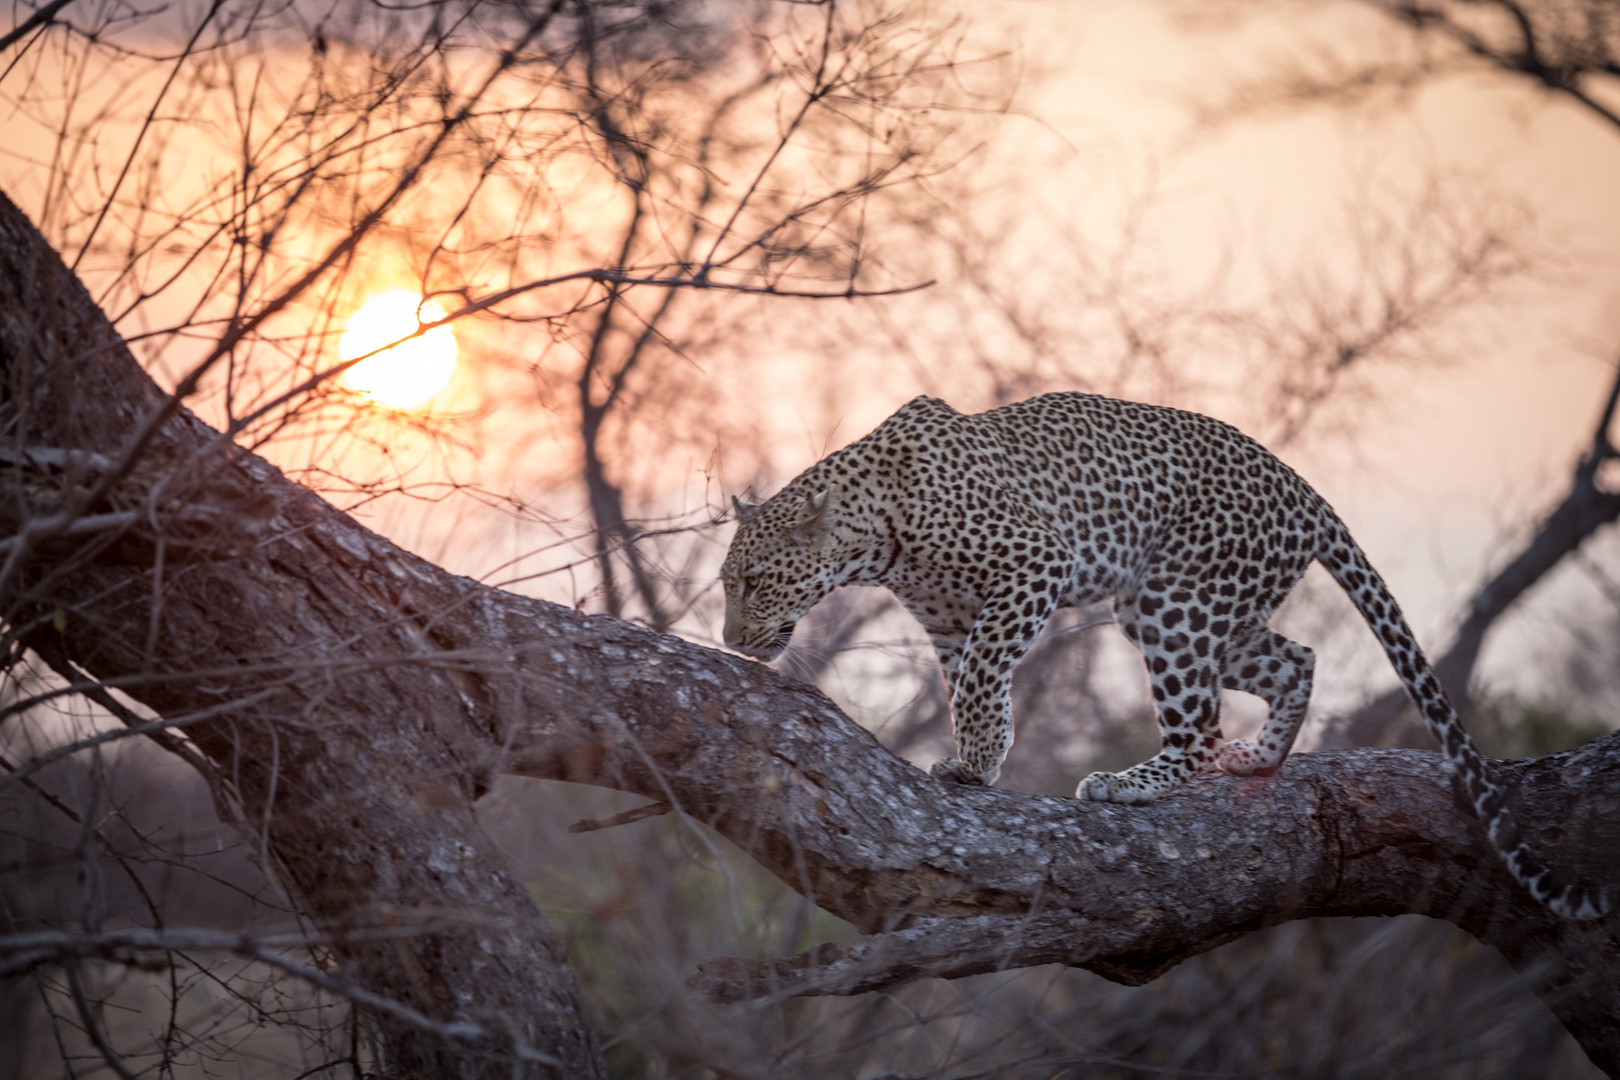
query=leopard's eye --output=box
[741,574,760,598]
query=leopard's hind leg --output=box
[1214,627,1316,776]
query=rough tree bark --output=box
[0,193,603,1080]
[2,189,1618,1076]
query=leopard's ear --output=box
[793,486,831,531]
[731,495,761,525]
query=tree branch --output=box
[1382,0,1620,137]
[1334,357,1620,746]
[0,0,78,52]
[0,926,564,1066]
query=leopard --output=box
[721,391,1610,920]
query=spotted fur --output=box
[722,392,1610,920]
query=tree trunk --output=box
[0,191,604,1080]
[3,187,1617,1077]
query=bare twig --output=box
[1,926,563,1064]
[567,800,672,833]
[0,0,77,53]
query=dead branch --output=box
[567,800,672,833]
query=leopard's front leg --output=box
[929,582,1064,788]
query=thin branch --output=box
[70,0,227,271]
[0,927,563,1065]
[1379,0,1620,135]
[0,0,77,52]
[1,4,569,605]
[0,687,283,798]
[567,800,671,833]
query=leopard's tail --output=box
[1316,517,1611,921]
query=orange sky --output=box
[746,2,1620,716]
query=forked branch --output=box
[1335,356,1620,746]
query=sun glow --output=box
[339,292,458,410]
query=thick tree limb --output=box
[0,191,602,1080]
[2,188,1618,1075]
[683,745,1620,1003]
[485,608,1620,1070]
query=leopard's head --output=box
[720,478,869,660]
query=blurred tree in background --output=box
[2,0,1617,1076]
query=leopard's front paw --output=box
[930,758,992,786]
[1075,770,1157,805]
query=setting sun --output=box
[339,292,458,410]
